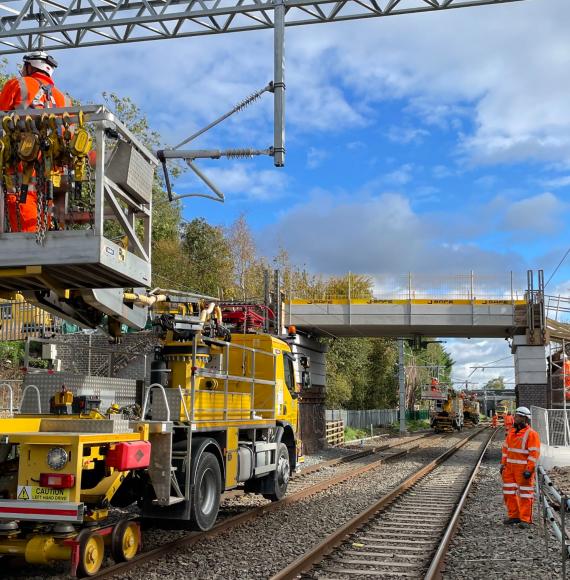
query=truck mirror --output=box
[291,392,299,400]
[299,355,310,369]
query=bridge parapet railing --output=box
[545,295,570,323]
[288,272,527,304]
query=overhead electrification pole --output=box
[273,0,286,167]
[399,338,406,434]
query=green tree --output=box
[0,58,11,87]
[101,92,183,287]
[227,214,268,300]
[365,338,399,408]
[484,376,505,390]
[182,218,233,297]
[324,338,372,409]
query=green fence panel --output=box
[405,410,429,421]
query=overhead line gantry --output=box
[0,0,528,53]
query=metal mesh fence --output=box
[326,409,399,428]
[532,406,570,447]
[291,272,526,302]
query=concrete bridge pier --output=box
[512,334,548,409]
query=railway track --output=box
[271,426,494,580]
[88,431,441,579]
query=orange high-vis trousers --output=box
[502,465,535,523]
[6,191,38,232]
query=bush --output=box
[344,427,369,442]
[0,341,24,369]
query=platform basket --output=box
[0,105,156,291]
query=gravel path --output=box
[443,437,562,579]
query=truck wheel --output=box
[263,443,290,502]
[190,451,221,531]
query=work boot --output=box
[518,522,531,529]
[503,518,520,525]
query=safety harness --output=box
[16,77,71,110]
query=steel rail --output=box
[221,431,432,501]
[270,426,489,580]
[89,432,435,579]
[424,427,497,579]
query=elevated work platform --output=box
[0,105,156,292]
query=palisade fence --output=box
[326,409,429,429]
[0,300,65,341]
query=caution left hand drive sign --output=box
[17,485,70,501]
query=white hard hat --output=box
[23,51,58,77]
[515,406,532,418]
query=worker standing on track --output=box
[0,51,71,232]
[491,412,498,428]
[500,406,540,528]
[504,411,514,431]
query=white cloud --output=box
[384,163,414,185]
[474,175,497,189]
[346,141,365,150]
[446,338,514,389]
[178,162,288,202]
[26,0,570,169]
[432,165,454,179]
[267,189,525,276]
[386,125,429,145]
[502,192,565,233]
[306,147,328,169]
[541,175,570,189]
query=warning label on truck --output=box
[17,486,70,502]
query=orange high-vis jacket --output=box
[501,424,540,473]
[0,71,71,232]
[504,414,514,429]
[0,71,71,111]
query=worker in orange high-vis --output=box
[0,51,72,232]
[500,406,540,528]
[491,412,498,428]
[504,411,514,431]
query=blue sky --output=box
[5,0,569,385]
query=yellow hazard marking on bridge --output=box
[289,299,527,306]
[17,485,70,501]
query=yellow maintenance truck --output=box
[429,388,464,433]
[0,107,303,576]
[0,300,301,576]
